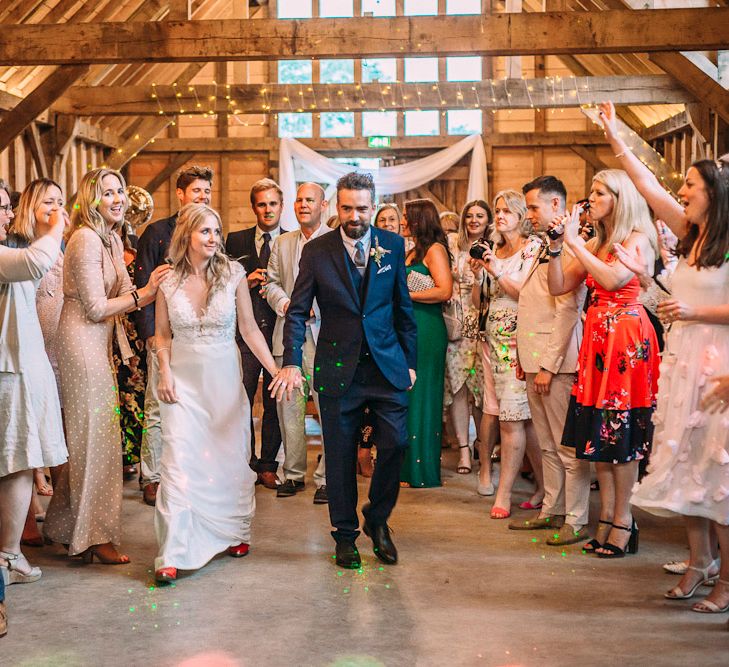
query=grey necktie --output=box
[354,241,366,276]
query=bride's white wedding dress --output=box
[154,262,256,572]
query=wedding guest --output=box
[0,180,67,589]
[600,102,729,605]
[439,210,459,235]
[44,169,170,564]
[135,165,213,506]
[266,182,332,503]
[508,176,591,546]
[153,204,287,584]
[548,163,659,557]
[444,200,493,477]
[470,190,543,519]
[271,172,417,569]
[400,199,453,488]
[374,204,401,233]
[226,179,283,490]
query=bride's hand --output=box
[269,366,304,402]
[158,371,178,404]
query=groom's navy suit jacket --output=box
[283,226,417,398]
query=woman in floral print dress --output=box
[548,169,659,558]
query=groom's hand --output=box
[269,366,304,402]
[408,369,417,390]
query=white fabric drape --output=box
[279,134,488,230]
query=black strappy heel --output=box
[596,520,639,558]
[583,519,613,553]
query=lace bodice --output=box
[161,262,245,343]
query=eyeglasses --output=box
[0,204,13,213]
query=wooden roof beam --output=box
[0,64,89,151]
[650,52,729,125]
[1,10,728,65]
[54,75,694,116]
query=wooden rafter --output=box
[53,75,693,116]
[144,152,195,194]
[1,10,728,65]
[0,64,89,151]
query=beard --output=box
[341,219,370,240]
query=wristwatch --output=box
[547,247,562,257]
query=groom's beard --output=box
[341,219,370,240]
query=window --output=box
[334,157,381,171]
[362,59,397,83]
[278,60,312,84]
[446,57,482,82]
[363,111,398,136]
[278,113,313,138]
[320,0,354,17]
[447,109,482,135]
[405,110,440,136]
[361,0,396,16]
[404,57,438,83]
[446,0,482,14]
[404,0,438,15]
[277,0,312,19]
[321,112,355,138]
[320,60,355,84]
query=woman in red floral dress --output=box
[548,169,659,558]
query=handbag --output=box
[442,293,463,342]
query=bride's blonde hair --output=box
[168,203,231,303]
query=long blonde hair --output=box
[70,168,128,246]
[591,169,658,254]
[167,203,231,303]
[11,178,63,243]
[491,189,531,248]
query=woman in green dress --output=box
[400,199,453,487]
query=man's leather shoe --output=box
[142,482,158,506]
[257,472,279,490]
[508,514,565,531]
[313,485,328,504]
[335,542,361,569]
[546,523,586,546]
[363,521,398,565]
[276,479,304,497]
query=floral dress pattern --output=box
[482,236,541,421]
[562,267,659,463]
[443,235,486,408]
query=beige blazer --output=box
[265,225,333,358]
[516,244,585,375]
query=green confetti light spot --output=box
[385,584,391,589]
[561,551,567,557]
[151,604,157,610]
[364,586,369,592]
[343,588,350,594]
[336,362,343,367]
[129,607,135,612]
[337,571,343,577]
[531,538,537,543]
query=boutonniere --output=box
[370,238,392,267]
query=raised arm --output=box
[548,209,588,296]
[0,209,65,283]
[599,102,686,236]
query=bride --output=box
[153,203,295,584]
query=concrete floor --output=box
[2,436,728,666]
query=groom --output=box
[271,172,417,568]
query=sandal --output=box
[583,519,613,553]
[665,563,718,599]
[490,506,511,519]
[692,580,729,613]
[596,520,639,559]
[0,550,42,585]
[457,445,472,474]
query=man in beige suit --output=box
[509,175,591,545]
[266,182,332,504]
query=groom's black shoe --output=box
[335,542,361,569]
[363,520,398,565]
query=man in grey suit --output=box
[509,175,591,546]
[266,182,332,504]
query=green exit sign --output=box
[368,136,391,148]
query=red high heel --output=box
[155,567,177,584]
[228,543,250,558]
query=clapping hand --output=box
[702,375,729,414]
[613,242,648,279]
[562,204,584,247]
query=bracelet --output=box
[155,346,170,354]
[547,247,563,257]
[131,289,140,310]
[615,148,631,158]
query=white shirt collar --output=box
[255,224,280,242]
